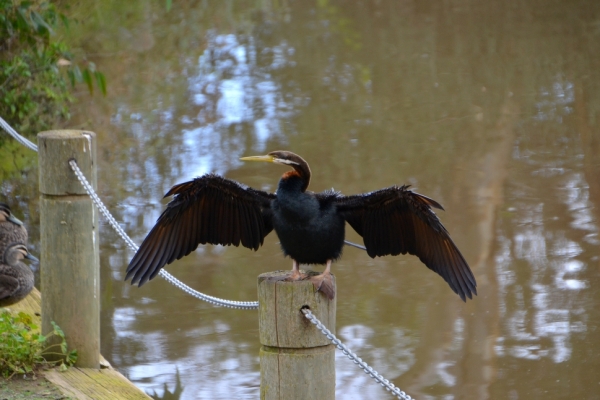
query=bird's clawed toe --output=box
[287,269,306,281]
[309,272,335,300]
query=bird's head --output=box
[0,203,24,226]
[3,243,39,265]
[240,151,311,191]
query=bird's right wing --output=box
[125,174,275,286]
[335,185,476,301]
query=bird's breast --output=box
[271,197,345,265]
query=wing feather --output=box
[336,185,476,301]
[126,174,275,286]
[0,275,19,300]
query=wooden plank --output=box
[10,287,42,321]
[45,368,150,400]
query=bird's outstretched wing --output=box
[126,174,275,286]
[335,185,477,301]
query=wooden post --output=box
[258,271,336,400]
[38,130,100,368]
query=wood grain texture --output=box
[258,270,336,348]
[38,130,97,196]
[258,271,336,399]
[38,130,100,368]
[45,367,151,400]
[260,345,335,400]
[10,286,42,319]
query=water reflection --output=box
[114,305,261,399]
[336,325,415,399]
[182,31,296,177]
[534,76,574,123]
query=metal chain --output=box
[68,159,259,310]
[344,240,367,251]
[302,308,414,400]
[0,116,38,152]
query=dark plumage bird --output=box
[0,243,38,307]
[126,151,477,301]
[0,203,28,256]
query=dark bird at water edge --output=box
[0,243,39,307]
[125,151,477,301]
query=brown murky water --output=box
[2,1,600,399]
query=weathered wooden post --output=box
[258,271,336,400]
[38,130,100,368]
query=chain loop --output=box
[0,116,38,151]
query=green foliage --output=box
[0,310,77,378]
[0,138,37,181]
[0,0,106,137]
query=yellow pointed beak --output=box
[240,155,276,163]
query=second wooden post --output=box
[258,271,336,400]
[38,130,100,368]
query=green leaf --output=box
[31,11,53,35]
[28,11,40,31]
[94,71,107,96]
[59,13,69,31]
[73,64,83,83]
[67,349,78,365]
[51,321,65,338]
[67,69,75,87]
[82,68,93,94]
[16,6,32,37]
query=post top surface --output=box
[38,130,96,139]
[258,270,334,282]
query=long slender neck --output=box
[278,172,307,195]
[281,159,311,192]
[276,171,317,221]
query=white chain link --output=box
[2,117,413,398]
[0,116,38,151]
[302,308,414,400]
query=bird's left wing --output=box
[0,275,19,300]
[335,185,477,301]
[126,174,275,286]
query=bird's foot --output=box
[268,270,307,282]
[309,272,335,300]
[288,269,305,281]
